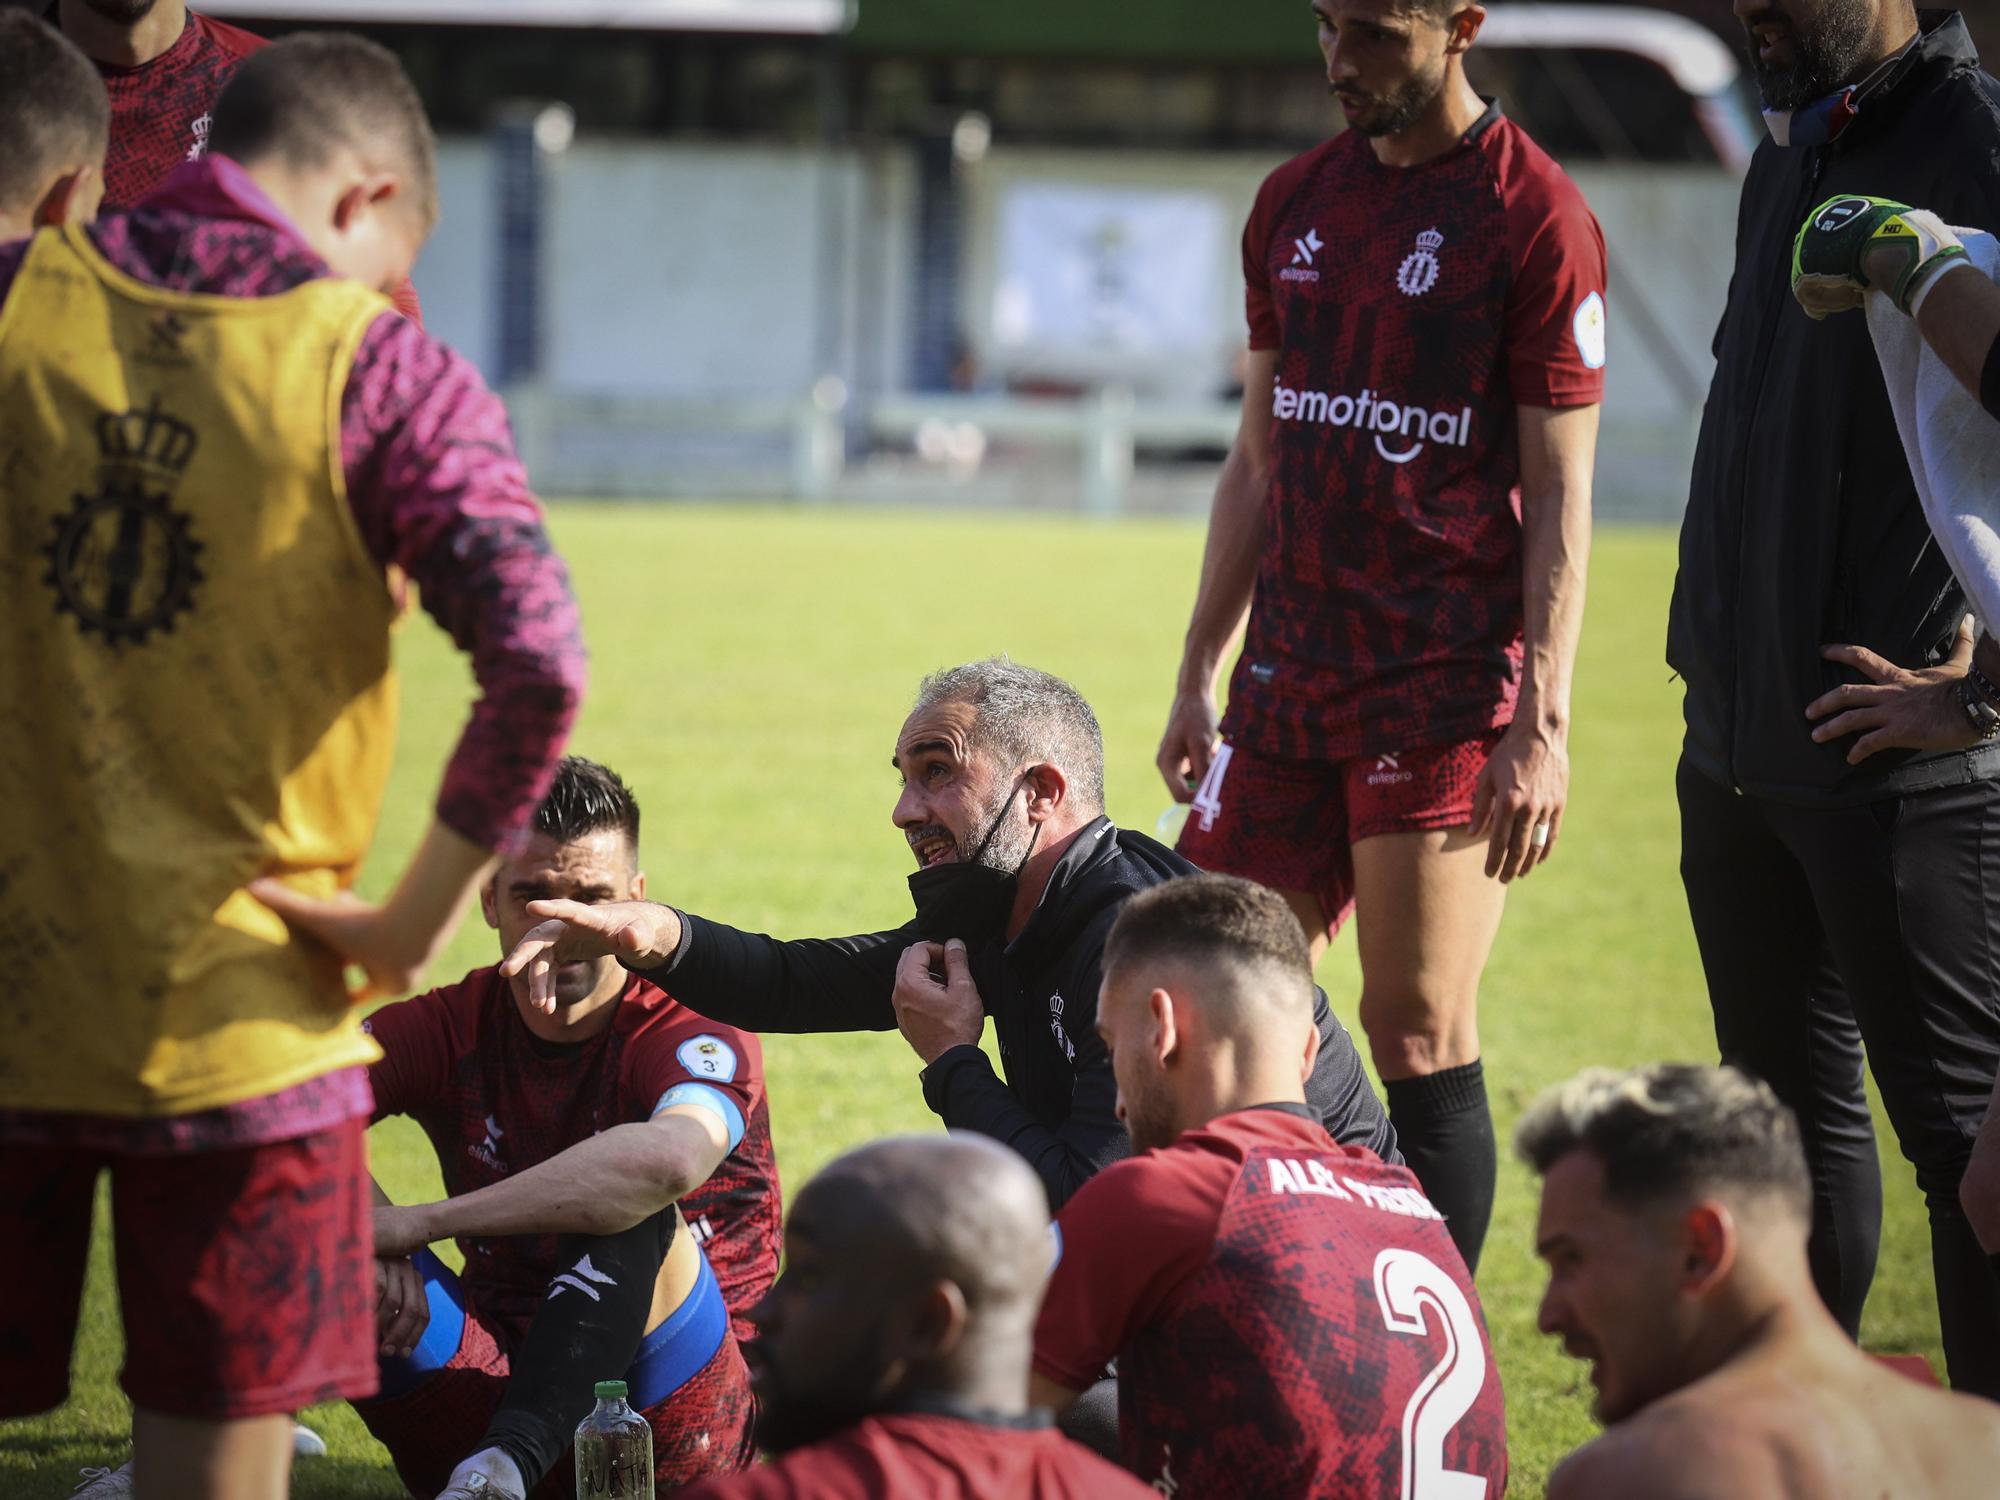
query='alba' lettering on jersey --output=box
[1270,381,1474,465]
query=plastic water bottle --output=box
[575,1379,653,1499]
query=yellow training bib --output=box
[0,226,398,1116]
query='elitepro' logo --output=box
[1271,381,1474,464]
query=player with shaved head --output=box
[0,12,109,238]
[1031,874,1507,1496]
[1524,1063,2000,1498]
[681,1136,1152,1499]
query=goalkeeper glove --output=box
[1791,194,1967,319]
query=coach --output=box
[1668,2,2000,1394]
[502,658,1395,1210]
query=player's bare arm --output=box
[1469,401,1596,881]
[1157,346,1277,800]
[366,1174,431,1359]
[251,820,498,999]
[374,1106,729,1253]
[500,896,684,1011]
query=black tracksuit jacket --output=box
[641,816,1396,1209]
[1668,11,2000,803]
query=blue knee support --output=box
[625,1250,727,1410]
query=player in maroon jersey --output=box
[1523,1063,2000,1499]
[351,758,772,1499]
[51,0,426,322]
[1156,0,1605,1275]
[1032,874,1507,1497]
[680,1135,1156,1500]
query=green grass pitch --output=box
[3,504,1943,1497]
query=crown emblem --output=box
[95,397,198,478]
[1415,227,1445,253]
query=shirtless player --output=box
[1522,1062,2000,1499]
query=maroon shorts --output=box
[1177,733,1501,937]
[0,1117,375,1420]
[354,1303,757,1499]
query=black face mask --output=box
[906,779,1040,945]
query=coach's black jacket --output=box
[637,816,1396,1209]
[1668,10,2000,804]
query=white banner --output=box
[991,182,1223,360]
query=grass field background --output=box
[4,505,1943,1497]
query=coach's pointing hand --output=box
[500,899,682,1014]
[893,939,986,1065]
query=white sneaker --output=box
[72,1465,134,1497]
[72,1424,319,1494]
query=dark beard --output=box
[1745,0,1877,111]
[1335,63,1446,139]
[76,0,163,22]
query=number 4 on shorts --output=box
[1190,744,1233,833]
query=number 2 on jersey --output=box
[1373,1247,1490,1500]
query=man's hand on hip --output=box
[1468,722,1569,883]
[500,898,682,1013]
[1792,194,1967,318]
[893,939,986,1065]
[1807,620,1982,762]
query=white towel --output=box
[1867,231,2000,638]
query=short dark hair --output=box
[1516,1063,1812,1221]
[1103,873,1313,992]
[209,32,437,223]
[533,756,641,850]
[0,12,109,219]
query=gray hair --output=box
[913,657,1105,813]
[1516,1063,1810,1221]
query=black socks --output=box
[482,1210,677,1486]
[1384,1060,1495,1275]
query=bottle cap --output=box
[594,1380,628,1400]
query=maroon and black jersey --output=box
[1035,1104,1507,1497]
[1230,104,1605,763]
[678,1410,1156,1500]
[70,8,426,323]
[86,10,267,207]
[365,967,781,1343]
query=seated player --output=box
[355,758,773,1499]
[679,1136,1155,1500]
[1030,874,1507,1496]
[0,12,106,239]
[1523,1063,2000,1499]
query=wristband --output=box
[1969,665,2000,709]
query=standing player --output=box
[52,0,425,320]
[0,33,584,1500]
[352,758,767,1499]
[1030,876,1507,1496]
[1523,1064,2000,1498]
[680,1137,1155,1500]
[1156,0,1604,1273]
